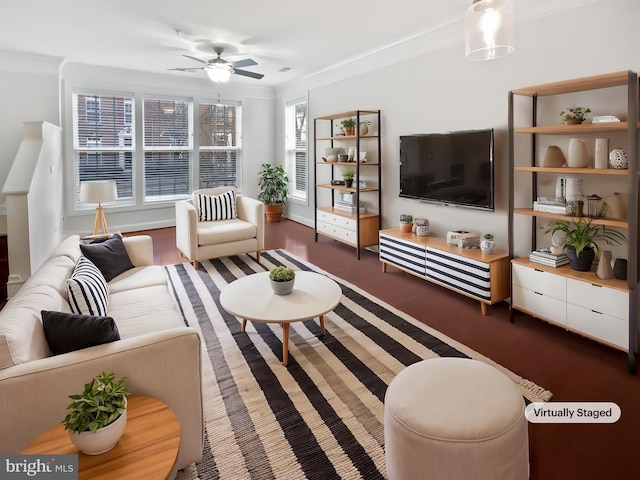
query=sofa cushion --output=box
[196,190,237,221]
[67,257,109,317]
[48,235,82,264]
[197,218,257,246]
[80,233,135,282]
[42,310,120,355]
[108,265,168,295]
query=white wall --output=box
[278,0,640,251]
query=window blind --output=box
[285,99,307,201]
[199,101,241,189]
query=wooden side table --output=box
[22,395,180,480]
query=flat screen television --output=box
[399,128,495,211]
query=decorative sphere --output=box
[609,148,628,169]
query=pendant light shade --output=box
[206,64,233,83]
[465,0,514,61]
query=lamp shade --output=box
[465,0,515,61]
[206,65,233,83]
[80,180,118,205]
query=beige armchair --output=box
[176,187,265,269]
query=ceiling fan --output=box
[169,46,264,82]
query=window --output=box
[123,99,132,125]
[199,101,241,189]
[285,99,307,201]
[73,93,134,202]
[143,98,193,202]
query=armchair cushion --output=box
[67,257,109,317]
[195,190,237,221]
[41,310,120,355]
[197,219,258,246]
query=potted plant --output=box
[63,372,130,455]
[560,106,591,125]
[269,266,296,295]
[340,118,356,136]
[544,218,626,271]
[359,120,372,136]
[399,214,413,233]
[323,147,345,162]
[258,163,289,222]
[481,233,496,254]
[342,168,355,188]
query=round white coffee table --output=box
[219,271,342,366]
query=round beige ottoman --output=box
[384,358,529,480]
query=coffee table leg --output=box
[281,323,289,366]
[319,315,326,335]
[241,319,247,333]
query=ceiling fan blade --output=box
[182,54,208,64]
[168,67,205,72]
[231,58,257,69]
[233,69,264,80]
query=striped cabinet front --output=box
[426,248,491,301]
[379,233,427,276]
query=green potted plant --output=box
[269,266,296,295]
[544,218,626,271]
[258,163,289,222]
[399,214,413,233]
[560,106,591,125]
[63,372,130,455]
[481,233,495,254]
[323,147,345,162]
[340,118,356,135]
[342,168,355,188]
[359,120,372,136]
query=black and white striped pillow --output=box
[66,257,109,317]
[196,190,237,221]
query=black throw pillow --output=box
[42,310,121,355]
[80,233,135,282]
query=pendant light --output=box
[465,0,515,61]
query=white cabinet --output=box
[511,259,628,350]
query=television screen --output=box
[399,128,494,211]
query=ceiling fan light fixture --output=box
[206,64,233,83]
[465,0,514,61]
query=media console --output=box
[379,228,510,315]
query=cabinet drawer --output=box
[567,303,628,349]
[317,211,355,230]
[512,263,566,301]
[317,221,355,244]
[512,285,567,325]
[566,278,628,320]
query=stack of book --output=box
[529,249,569,267]
[334,201,365,214]
[532,197,569,215]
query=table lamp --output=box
[80,180,118,235]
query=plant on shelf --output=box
[560,106,591,125]
[544,218,626,271]
[481,233,496,254]
[342,168,355,187]
[341,118,356,135]
[323,147,345,162]
[359,120,372,136]
[269,266,296,295]
[63,372,130,454]
[258,163,289,222]
[399,214,413,233]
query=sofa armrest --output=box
[123,235,154,266]
[0,328,203,469]
[236,196,265,250]
[176,200,199,260]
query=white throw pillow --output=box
[66,257,109,317]
[196,190,237,221]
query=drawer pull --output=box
[534,269,543,272]
[534,291,543,296]
[591,283,602,288]
[591,310,603,315]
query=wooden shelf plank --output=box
[314,110,379,120]
[316,183,379,193]
[513,208,628,229]
[315,135,378,141]
[513,166,628,175]
[513,122,638,135]
[511,71,631,96]
[317,205,378,220]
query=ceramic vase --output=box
[481,239,496,254]
[68,404,127,455]
[596,250,614,279]
[567,138,588,168]
[594,138,609,169]
[613,259,627,280]
[271,278,295,295]
[566,246,595,272]
[609,148,629,169]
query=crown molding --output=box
[0,50,65,75]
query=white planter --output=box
[68,406,127,455]
[271,279,294,295]
[481,239,496,254]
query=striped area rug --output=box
[166,249,552,480]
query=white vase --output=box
[481,239,495,254]
[68,407,127,455]
[594,138,609,169]
[567,138,588,168]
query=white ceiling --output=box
[0,0,474,87]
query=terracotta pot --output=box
[564,118,583,125]
[265,203,284,222]
[343,127,355,136]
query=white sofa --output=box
[175,187,265,269]
[0,234,203,471]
